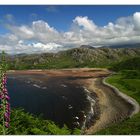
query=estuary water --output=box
[7,74,93,129]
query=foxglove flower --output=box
[0,51,10,134]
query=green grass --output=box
[0,108,81,135]
[106,72,140,103]
[96,71,140,135]
[96,113,140,135]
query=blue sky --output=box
[1,5,140,32]
[0,5,140,54]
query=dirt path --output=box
[85,78,136,134]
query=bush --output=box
[2,108,81,135]
[110,57,140,71]
[121,70,140,79]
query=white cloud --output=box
[28,42,64,53]
[46,6,58,13]
[0,41,64,54]
[73,16,97,31]
[32,20,61,43]
[8,25,34,40]
[4,14,14,23]
[30,13,38,20]
[133,12,140,30]
[1,12,140,54]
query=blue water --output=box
[7,74,91,128]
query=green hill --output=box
[110,57,140,71]
[96,56,140,135]
[2,47,140,70]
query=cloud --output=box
[45,6,58,13]
[73,16,97,31]
[28,42,65,53]
[4,14,14,22]
[133,12,140,30]
[7,20,61,43]
[0,40,64,54]
[30,13,38,20]
[1,12,140,54]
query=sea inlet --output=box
[7,71,97,129]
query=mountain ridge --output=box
[2,47,139,70]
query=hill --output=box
[1,47,140,70]
[96,57,140,134]
[80,45,95,49]
[110,57,140,71]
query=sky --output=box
[0,5,140,54]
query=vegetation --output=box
[96,57,140,134]
[1,47,140,135]
[0,51,81,135]
[3,47,140,70]
[1,108,81,135]
[110,57,140,71]
[0,51,10,135]
[96,112,140,135]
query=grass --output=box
[96,71,140,135]
[0,108,81,135]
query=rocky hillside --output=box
[2,47,140,69]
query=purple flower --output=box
[5,95,10,100]
[6,106,10,111]
[2,78,7,83]
[6,117,10,122]
[6,103,10,107]
[4,112,9,119]
[3,88,8,93]
[5,122,9,128]
[0,51,11,133]
[0,94,4,99]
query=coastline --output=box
[84,76,140,134]
[7,68,110,131]
[102,77,140,117]
[81,87,100,131]
[7,68,140,134]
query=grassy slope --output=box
[110,57,140,71]
[0,108,81,135]
[96,72,140,135]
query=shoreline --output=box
[7,69,139,134]
[102,77,140,117]
[84,76,140,134]
[81,87,100,131]
[7,68,110,131]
